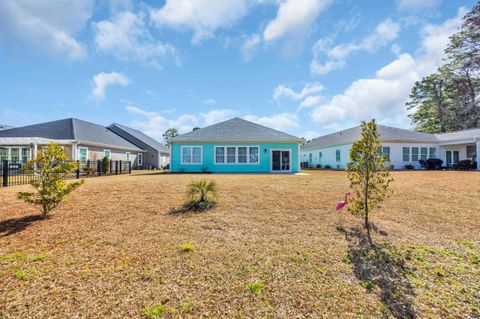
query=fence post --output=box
[129,161,131,174]
[97,160,102,176]
[2,160,8,187]
[76,160,80,179]
[119,160,123,174]
[115,160,118,175]
[110,159,113,175]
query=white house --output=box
[301,125,480,170]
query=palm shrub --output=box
[346,120,393,244]
[186,179,218,210]
[17,144,84,218]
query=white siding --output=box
[302,142,440,170]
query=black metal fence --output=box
[1,160,131,187]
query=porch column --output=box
[477,140,480,170]
[71,143,77,160]
[33,143,38,159]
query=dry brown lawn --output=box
[0,170,479,318]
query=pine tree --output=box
[346,120,393,244]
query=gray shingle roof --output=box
[302,124,438,150]
[0,125,14,130]
[0,118,143,151]
[108,123,169,152]
[435,128,480,142]
[171,117,302,142]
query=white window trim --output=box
[78,147,88,162]
[181,145,203,165]
[214,145,260,165]
[103,149,112,159]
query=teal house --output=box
[170,118,302,173]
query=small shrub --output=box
[316,164,322,169]
[388,164,395,170]
[246,280,265,295]
[180,242,195,253]
[186,180,218,210]
[141,304,165,318]
[404,164,415,170]
[101,156,110,174]
[201,166,209,173]
[17,144,84,218]
[324,165,331,169]
[83,166,95,175]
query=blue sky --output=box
[0,0,476,141]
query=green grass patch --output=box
[180,242,195,253]
[141,304,165,318]
[245,280,266,295]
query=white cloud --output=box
[263,0,331,42]
[126,105,199,139]
[310,19,401,75]
[397,0,440,11]
[309,8,465,129]
[93,11,178,68]
[273,82,324,101]
[150,0,256,44]
[92,72,130,100]
[310,60,346,75]
[299,95,324,109]
[0,0,93,60]
[201,109,239,126]
[241,33,261,62]
[203,99,217,105]
[243,113,299,131]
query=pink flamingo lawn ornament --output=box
[336,192,350,211]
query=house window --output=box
[402,147,410,161]
[420,147,428,160]
[238,147,247,163]
[411,147,419,162]
[103,149,112,159]
[249,147,259,164]
[319,152,322,162]
[309,153,313,166]
[215,147,225,163]
[429,147,436,159]
[214,146,260,164]
[10,148,19,162]
[382,147,390,161]
[21,148,30,162]
[138,153,143,166]
[78,147,88,163]
[336,149,341,162]
[226,147,236,163]
[467,145,476,158]
[181,146,202,164]
[0,148,7,162]
[126,152,131,162]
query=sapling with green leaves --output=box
[346,120,393,244]
[17,144,84,218]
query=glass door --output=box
[271,150,291,172]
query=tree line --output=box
[407,2,480,133]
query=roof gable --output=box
[171,117,301,142]
[0,118,143,151]
[108,123,168,152]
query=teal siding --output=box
[171,142,299,173]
